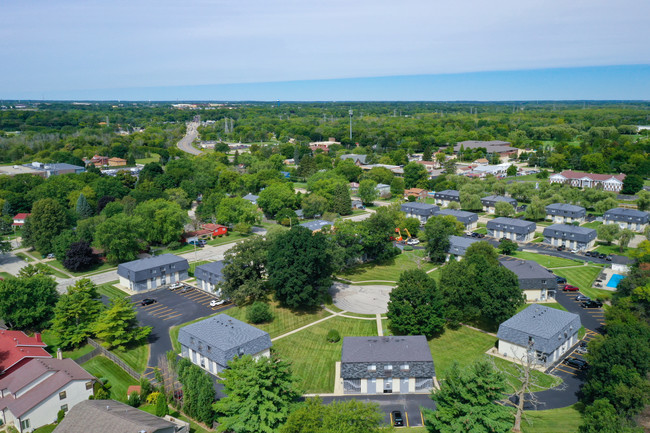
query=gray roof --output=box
[117,254,189,283]
[178,314,272,368]
[481,195,517,206]
[497,304,581,355]
[543,224,597,243]
[434,190,460,200]
[342,336,433,363]
[376,183,390,189]
[487,217,536,234]
[242,193,259,203]
[499,258,550,280]
[300,219,332,231]
[340,154,368,164]
[545,203,586,216]
[195,261,224,285]
[448,235,480,256]
[455,140,512,151]
[53,399,176,433]
[604,207,649,223]
[25,162,85,172]
[434,209,478,225]
[401,202,440,216]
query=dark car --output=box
[392,411,404,427]
[582,300,603,308]
[471,232,479,237]
[556,276,567,284]
[478,233,485,238]
[598,253,607,259]
[585,251,593,257]
[606,255,613,261]
[141,298,156,306]
[575,294,590,302]
[557,245,566,251]
[564,357,589,370]
[563,284,580,292]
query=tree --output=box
[424,215,464,263]
[494,201,515,217]
[220,237,270,304]
[390,177,405,196]
[547,153,567,172]
[134,199,189,245]
[387,270,445,337]
[51,279,103,349]
[618,229,635,252]
[594,197,619,214]
[358,179,378,205]
[621,174,644,195]
[0,239,10,255]
[403,162,428,188]
[75,193,94,220]
[268,227,333,309]
[329,183,352,215]
[93,297,151,349]
[0,274,58,330]
[597,224,620,245]
[213,353,301,433]
[63,240,99,272]
[636,190,650,212]
[403,217,421,239]
[423,361,513,433]
[460,193,482,211]
[257,183,297,218]
[22,198,69,253]
[275,208,299,226]
[95,214,144,264]
[166,188,191,209]
[246,302,273,324]
[51,230,78,262]
[580,398,642,433]
[177,360,216,425]
[280,397,387,433]
[216,197,261,226]
[301,194,328,219]
[499,239,518,255]
[422,146,433,162]
[506,165,517,176]
[155,392,169,417]
[442,159,456,175]
[524,198,546,221]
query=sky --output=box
[2,0,649,100]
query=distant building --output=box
[454,140,516,161]
[603,208,649,232]
[201,223,228,237]
[349,182,360,193]
[400,202,440,225]
[375,183,391,198]
[403,188,428,201]
[543,224,597,251]
[487,217,536,242]
[299,220,332,233]
[499,258,555,301]
[107,157,127,167]
[178,314,271,376]
[309,138,339,153]
[549,170,626,192]
[416,160,440,173]
[340,336,435,394]
[447,235,481,258]
[12,213,30,227]
[242,193,259,205]
[22,162,85,178]
[85,155,109,167]
[434,209,478,229]
[194,261,224,295]
[481,195,517,214]
[545,203,586,224]
[0,165,45,177]
[433,190,460,207]
[340,154,367,165]
[117,254,189,292]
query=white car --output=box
[406,239,420,246]
[169,282,184,290]
[210,299,225,307]
[570,248,579,254]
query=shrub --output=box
[326,329,341,343]
[234,222,252,234]
[246,302,273,324]
[57,409,66,423]
[147,391,163,405]
[139,377,152,401]
[167,241,182,250]
[127,391,141,407]
[155,392,168,417]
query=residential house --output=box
[194,261,224,295]
[545,203,586,224]
[53,399,185,433]
[549,170,626,192]
[434,209,478,229]
[181,229,213,244]
[0,331,50,376]
[454,140,517,161]
[473,158,489,165]
[416,160,439,173]
[0,359,95,432]
[22,162,85,178]
[12,213,30,227]
[107,157,127,167]
[242,193,259,205]
[349,182,360,193]
[499,258,555,301]
[117,254,189,292]
[400,202,440,225]
[361,164,403,175]
[470,163,512,177]
[340,336,435,394]
[178,314,271,376]
[433,190,460,207]
[497,304,581,367]
[543,224,597,251]
[340,154,367,165]
[487,217,536,242]
[375,183,391,198]
[299,220,332,233]
[603,208,649,232]
[309,138,339,153]
[201,223,228,237]
[86,155,109,167]
[481,195,517,214]
[351,200,365,210]
[403,188,428,201]
[447,235,481,258]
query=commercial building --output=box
[117,254,189,292]
[487,217,536,242]
[543,224,597,251]
[603,208,649,232]
[22,162,85,178]
[545,203,586,224]
[549,170,626,192]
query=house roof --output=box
[448,235,481,255]
[195,261,224,282]
[481,195,517,205]
[12,213,31,220]
[487,217,536,233]
[497,304,581,354]
[499,258,550,280]
[242,193,259,202]
[545,203,586,214]
[202,223,228,231]
[454,140,511,151]
[0,330,50,373]
[604,207,649,222]
[434,189,460,199]
[340,154,367,164]
[400,202,439,216]
[404,188,426,195]
[543,224,597,242]
[434,209,478,224]
[553,170,625,182]
[341,336,433,363]
[375,183,390,189]
[299,220,332,231]
[117,254,187,273]
[0,359,94,418]
[53,399,176,433]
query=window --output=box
[400,364,410,372]
[541,280,546,284]
[367,364,377,372]
[383,365,393,375]
[59,391,67,400]
[190,337,195,344]
[21,419,30,430]
[85,381,93,390]
[61,404,68,412]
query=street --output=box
[176,121,202,155]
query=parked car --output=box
[141,298,156,306]
[598,253,607,259]
[563,284,580,292]
[605,255,613,261]
[557,245,566,251]
[555,276,567,284]
[477,233,485,238]
[471,232,479,237]
[392,411,404,427]
[576,346,588,355]
[406,238,420,246]
[563,357,589,370]
[582,300,603,308]
[585,251,593,257]
[570,248,579,254]
[169,282,184,290]
[210,299,226,307]
[188,240,206,247]
[575,294,590,302]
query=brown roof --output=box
[0,359,94,418]
[0,330,50,373]
[557,170,626,182]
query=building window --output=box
[61,404,68,412]
[367,364,377,372]
[207,346,211,353]
[21,419,30,430]
[384,365,393,375]
[59,391,67,400]
[190,337,195,344]
[400,364,410,371]
[85,381,93,390]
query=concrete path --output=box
[271,311,339,342]
[329,282,392,314]
[376,314,383,336]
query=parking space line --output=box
[164,313,183,320]
[420,411,424,426]
[156,310,179,318]
[152,309,175,317]
[405,411,409,427]
[555,367,579,375]
[144,305,166,313]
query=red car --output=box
[563,284,580,292]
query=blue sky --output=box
[2,0,649,100]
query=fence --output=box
[72,338,142,381]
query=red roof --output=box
[557,170,626,182]
[202,223,227,231]
[182,229,213,238]
[0,330,50,374]
[13,213,30,220]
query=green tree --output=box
[177,361,215,425]
[22,198,70,253]
[390,177,405,196]
[216,197,262,226]
[75,193,94,219]
[213,354,300,433]
[246,301,273,324]
[494,201,515,217]
[636,190,650,212]
[0,239,10,255]
[580,398,642,433]
[403,162,429,188]
[93,297,151,349]
[423,361,513,433]
[221,236,270,304]
[358,179,378,205]
[594,197,619,214]
[165,188,191,209]
[424,215,464,263]
[403,217,421,238]
[597,224,620,245]
[51,279,103,349]
[499,239,518,255]
[51,229,79,261]
[329,183,352,215]
[134,199,189,245]
[547,153,567,172]
[155,392,169,417]
[618,229,635,252]
[442,159,456,175]
[387,270,445,337]
[268,227,333,309]
[460,193,482,211]
[257,183,297,218]
[301,194,328,219]
[524,198,546,221]
[506,165,517,176]
[95,213,145,264]
[0,274,58,331]
[280,397,387,433]
[621,174,644,195]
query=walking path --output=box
[376,314,383,336]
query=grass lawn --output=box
[40,330,95,359]
[140,404,211,433]
[338,249,435,282]
[48,259,114,277]
[428,326,496,375]
[136,153,160,165]
[474,227,488,235]
[273,316,378,393]
[206,232,253,246]
[551,266,610,300]
[155,243,197,256]
[112,343,149,373]
[0,271,13,279]
[15,252,32,262]
[513,251,583,268]
[188,260,210,277]
[42,264,70,278]
[82,356,138,402]
[33,424,57,433]
[521,405,582,433]
[581,221,602,230]
[516,302,567,314]
[96,280,129,299]
[594,242,633,258]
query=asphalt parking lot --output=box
[321,394,434,428]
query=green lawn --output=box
[428,326,496,375]
[40,329,95,359]
[594,242,633,258]
[15,252,32,262]
[206,232,253,246]
[474,227,488,235]
[136,153,160,165]
[516,302,567,314]
[82,356,138,402]
[156,243,196,256]
[112,343,149,373]
[513,251,583,268]
[33,424,57,433]
[521,405,582,433]
[273,316,378,393]
[338,250,436,282]
[140,404,211,433]
[48,259,114,277]
[188,260,210,277]
[42,264,70,278]
[581,221,602,230]
[551,266,611,300]
[96,281,129,299]
[0,271,13,279]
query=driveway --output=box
[320,394,435,427]
[329,282,393,314]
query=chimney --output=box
[56,348,63,360]
[34,333,42,343]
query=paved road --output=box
[176,122,202,155]
[321,394,434,427]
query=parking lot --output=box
[321,394,434,428]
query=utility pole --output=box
[349,108,353,142]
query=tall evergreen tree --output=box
[329,183,352,215]
[422,146,433,161]
[76,193,94,219]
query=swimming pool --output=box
[606,274,626,288]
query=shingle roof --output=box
[400,202,439,216]
[487,217,536,234]
[604,208,649,222]
[0,330,50,373]
[195,261,224,284]
[299,220,332,231]
[481,195,517,206]
[497,304,581,354]
[117,254,187,273]
[499,258,550,280]
[242,193,259,202]
[434,209,478,224]
[434,189,460,199]
[545,203,585,213]
[543,224,597,243]
[448,235,481,256]
[53,399,176,433]
[554,170,625,182]
[342,336,433,363]
[340,154,367,164]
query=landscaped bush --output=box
[326,329,340,343]
[246,302,273,324]
[57,409,66,423]
[127,390,141,407]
